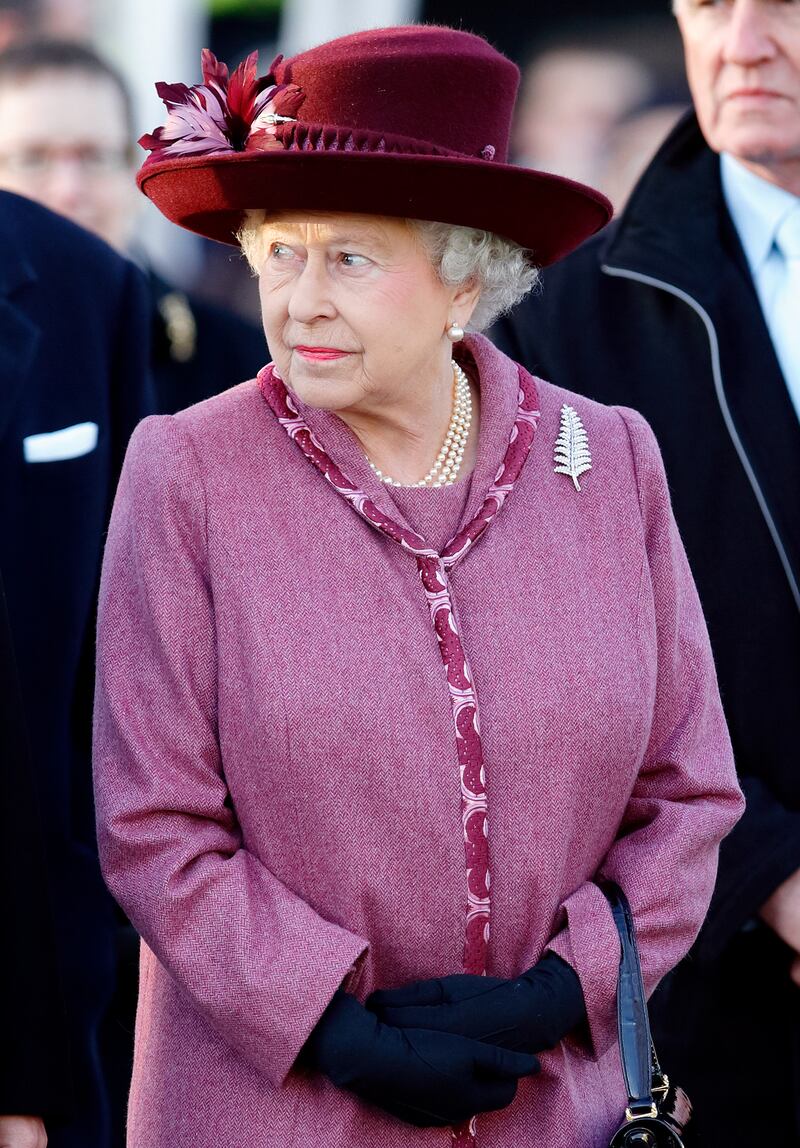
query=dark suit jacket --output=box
[0,572,71,1117]
[0,191,153,1140]
[493,114,800,1142]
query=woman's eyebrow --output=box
[330,233,391,253]
[264,226,392,252]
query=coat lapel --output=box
[714,228,800,581]
[262,333,529,554]
[454,336,526,532]
[600,114,800,591]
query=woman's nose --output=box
[287,261,336,324]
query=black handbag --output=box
[603,883,692,1148]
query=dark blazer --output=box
[0,571,71,1119]
[0,191,153,1145]
[149,269,267,414]
[492,114,800,1144]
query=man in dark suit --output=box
[0,38,266,416]
[493,1,800,1141]
[0,189,153,1147]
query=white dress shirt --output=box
[721,152,800,421]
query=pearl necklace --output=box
[368,361,472,488]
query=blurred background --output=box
[0,0,690,324]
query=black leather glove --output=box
[367,953,586,1054]
[302,989,540,1127]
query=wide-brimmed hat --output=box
[137,25,612,266]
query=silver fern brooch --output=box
[553,404,592,491]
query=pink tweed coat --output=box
[93,334,742,1148]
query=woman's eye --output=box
[340,252,369,267]
[270,243,295,260]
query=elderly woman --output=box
[93,25,742,1148]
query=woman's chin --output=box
[280,353,359,410]
[288,373,356,411]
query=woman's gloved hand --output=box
[366,953,586,1055]
[302,990,540,1128]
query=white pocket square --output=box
[23,421,99,463]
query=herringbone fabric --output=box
[93,334,742,1147]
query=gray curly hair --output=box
[237,212,538,331]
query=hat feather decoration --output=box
[139,49,304,161]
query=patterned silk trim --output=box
[258,365,540,1145]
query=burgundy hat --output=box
[137,25,612,266]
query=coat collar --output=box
[263,333,530,550]
[598,112,741,303]
[597,112,800,597]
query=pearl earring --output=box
[447,322,464,342]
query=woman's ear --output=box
[450,277,481,331]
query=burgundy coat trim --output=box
[259,364,540,1145]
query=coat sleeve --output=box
[92,414,369,1088]
[545,407,744,1059]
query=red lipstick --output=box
[294,346,351,361]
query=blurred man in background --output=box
[512,44,654,187]
[0,186,153,1147]
[512,40,687,211]
[0,38,266,414]
[600,100,687,209]
[494,0,800,1140]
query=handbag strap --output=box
[602,882,665,1119]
